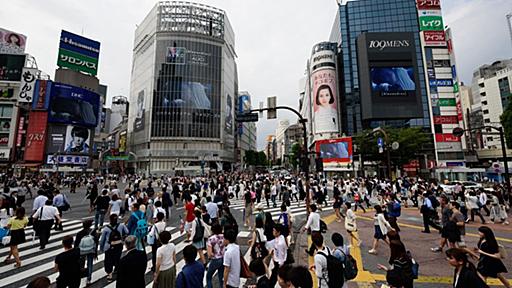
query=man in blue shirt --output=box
[420,192,442,233]
[177,244,205,288]
[126,203,145,250]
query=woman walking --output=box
[3,207,28,268]
[344,202,361,246]
[153,231,176,288]
[445,248,489,288]
[369,205,393,255]
[206,223,225,288]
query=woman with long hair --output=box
[468,226,510,287]
[264,211,275,242]
[377,240,414,288]
[369,205,393,255]
[445,248,489,288]
[3,207,28,268]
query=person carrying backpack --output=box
[127,203,147,251]
[74,220,99,286]
[277,204,291,238]
[100,214,128,281]
[313,232,342,288]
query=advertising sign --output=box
[24,111,48,161]
[238,94,250,113]
[57,30,100,76]
[0,54,26,81]
[166,47,186,64]
[371,67,416,97]
[119,131,127,153]
[32,80,52,110]
[0,134,8,146]
[435,133,460,142]
[429,79,453,87]
[48,82,100,127]
[423,31,446,47]
[315,138,353,163]
[46,125,66,153]
[433,115,458,125]
[417,0,441,10]
[18,68,37,103]
[456,100,463,121]
[47,154,89,165]
[0,28,27,55]
[438,98,456,106]
[419,10,442,17]
[0,87,14,99]
[134,89,145,132]
[225,94,233,134]
[312,68,339,134]
[419,16,444,31]
[64,125,91,154]
[16,116,25,147]
[0,148,9,160]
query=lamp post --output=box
[368,127,392,180]
[453,126,511,203]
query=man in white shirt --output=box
[205,196,219,224]
[223,229,240,288]
[303,204,321,256]
[267,223,288,287]
[312,233,330,288]
[32,190,48,213]
[33,199,61,249]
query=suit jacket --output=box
[116,249,147,288]
[454,266,489,288]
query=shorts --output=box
[185,221,193,232]
[245,205,253,218]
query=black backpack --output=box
[192,219,204,242]
[108,224,122,245]
[317,248,345,288]
[428,195,440,209]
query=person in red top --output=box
[184,197,196,242]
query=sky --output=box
[2,0,512,151]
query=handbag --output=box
[33,206,44,236]
[251,230,268,259]
[240,252,254,278]
[1,229,10,246]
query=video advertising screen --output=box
[48,83,100,127]
[370,67,416,97]
[316,137,353,163]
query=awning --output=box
[435,167,486,173]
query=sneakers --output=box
[421,230,430,233]
[431,247,442,252]
[368,249,377,255]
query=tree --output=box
[501,96,512,149]
[289,143,301,170]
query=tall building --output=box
[330,0,431,134]
[275,119,290,163]
[507,13,512,49]
[237,91,257,168]
[128,1,238,175]
[471,60,512,149]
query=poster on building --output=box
[315,138,353,163]
[0,28,27,55]
[312,69,339,134]
[166,47,186,64]
[423,31,446,47]
[24,111,48,161]
[57,30,100,76]
[18,68,37,103]
[225,94,233,134]
[419,15,444,31]
[119,131,127,153]
[134,89,145,132]
[64,125,91,154]
[32,80,52,110]
[48,82,100,127]
[46,125,67,153]
[0,54,26,81]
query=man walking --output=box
[116,236,147,288]
[223,229,241,288]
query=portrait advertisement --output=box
[312,68,339,134]
[225,94,233,133]
[64,125,91,154]
[371,67,416,97]
[134,89,145,132]
[0,28,27,55]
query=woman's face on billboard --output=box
[318,88,332,107]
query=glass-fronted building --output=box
[330,0,431,135]
[128,1,237,175]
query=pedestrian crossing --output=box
[0,218,252,288]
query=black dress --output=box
[9,229,26,246]
[478,241,508,278]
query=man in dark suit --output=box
[116,235,147,287]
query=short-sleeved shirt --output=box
[452,211,466,235]
[185,203,196,222]
[207,234,225,259]
[223,243,241,287]
[205,202,218,219]
[315,247,330,288]
[34,205,59,220]
[55,248,81,283]
[109,199,123,215]
[8,216,28,230]
[156,243,176,271]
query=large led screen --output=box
[371,67,416,96]
[315,138,353,163]
[48,83,100,127]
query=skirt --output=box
[155,265,176,288]
[9,229,26,246]
[193,238,205,250]
[374,225,386,240]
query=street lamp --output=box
[368,127,392,180]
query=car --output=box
[440,181,482,193]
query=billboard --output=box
[119,131,127,153]
[0,28,27,55]
[225,94,233,134]
[316,138,353,163]
[47,154,89,165]
[166,47,186,64]
[57,30,100,76]
[18,68,37,103]
[24,111,48,162]
[133,89,145,132]
[48,82,100,127]
[419,16,444,31]
[0,54,26,81]
[32,80,52,110]
[416,0,441,10]
[357,32,423,120]
[311,48,339,135]
[423,31,446,47]
[64,125,91,154]
[46,125,66,153]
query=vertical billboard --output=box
[64,125,91,154]
[315,137,353,163]
[133,89,145,132]
[0,54,26,81]
[48,82,100,127]
[119,130,127,153]
[32,80,52,110]
[24,111,48,161]
[57,30,100,76]
[46,125,66,153]
[310,46,339,135]
[17,68,37,103]
[0,28,27,55]
[225,94,233,134]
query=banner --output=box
[47,154,89,165]
[48,82,100,127]
[419,16,444,31]
[24,111,48,161]
[32,80,52,110]
[0,28,27,55]
[134,89,145,132]
[423,31,446,47]
[57,30,100,76]
[417,0,441,10]
[18,68,37,103]
[119,131,127,153]
[312,69,339,134]
[0,54,26,81]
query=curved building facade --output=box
[129,1,237,175]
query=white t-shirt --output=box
[315,247,330,288]
[33,205,59,220]
[223,243,241,287]
[153,207,166,219]
[156,243,176,271]
[267,235,287,265]
[109,199,123,215]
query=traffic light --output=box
[315,158,324,173]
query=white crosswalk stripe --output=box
[229,198,334,220]
[0,218,253,288]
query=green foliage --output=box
[245,150,268,166]
[501,96,512,149]
[289,143,301,170]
